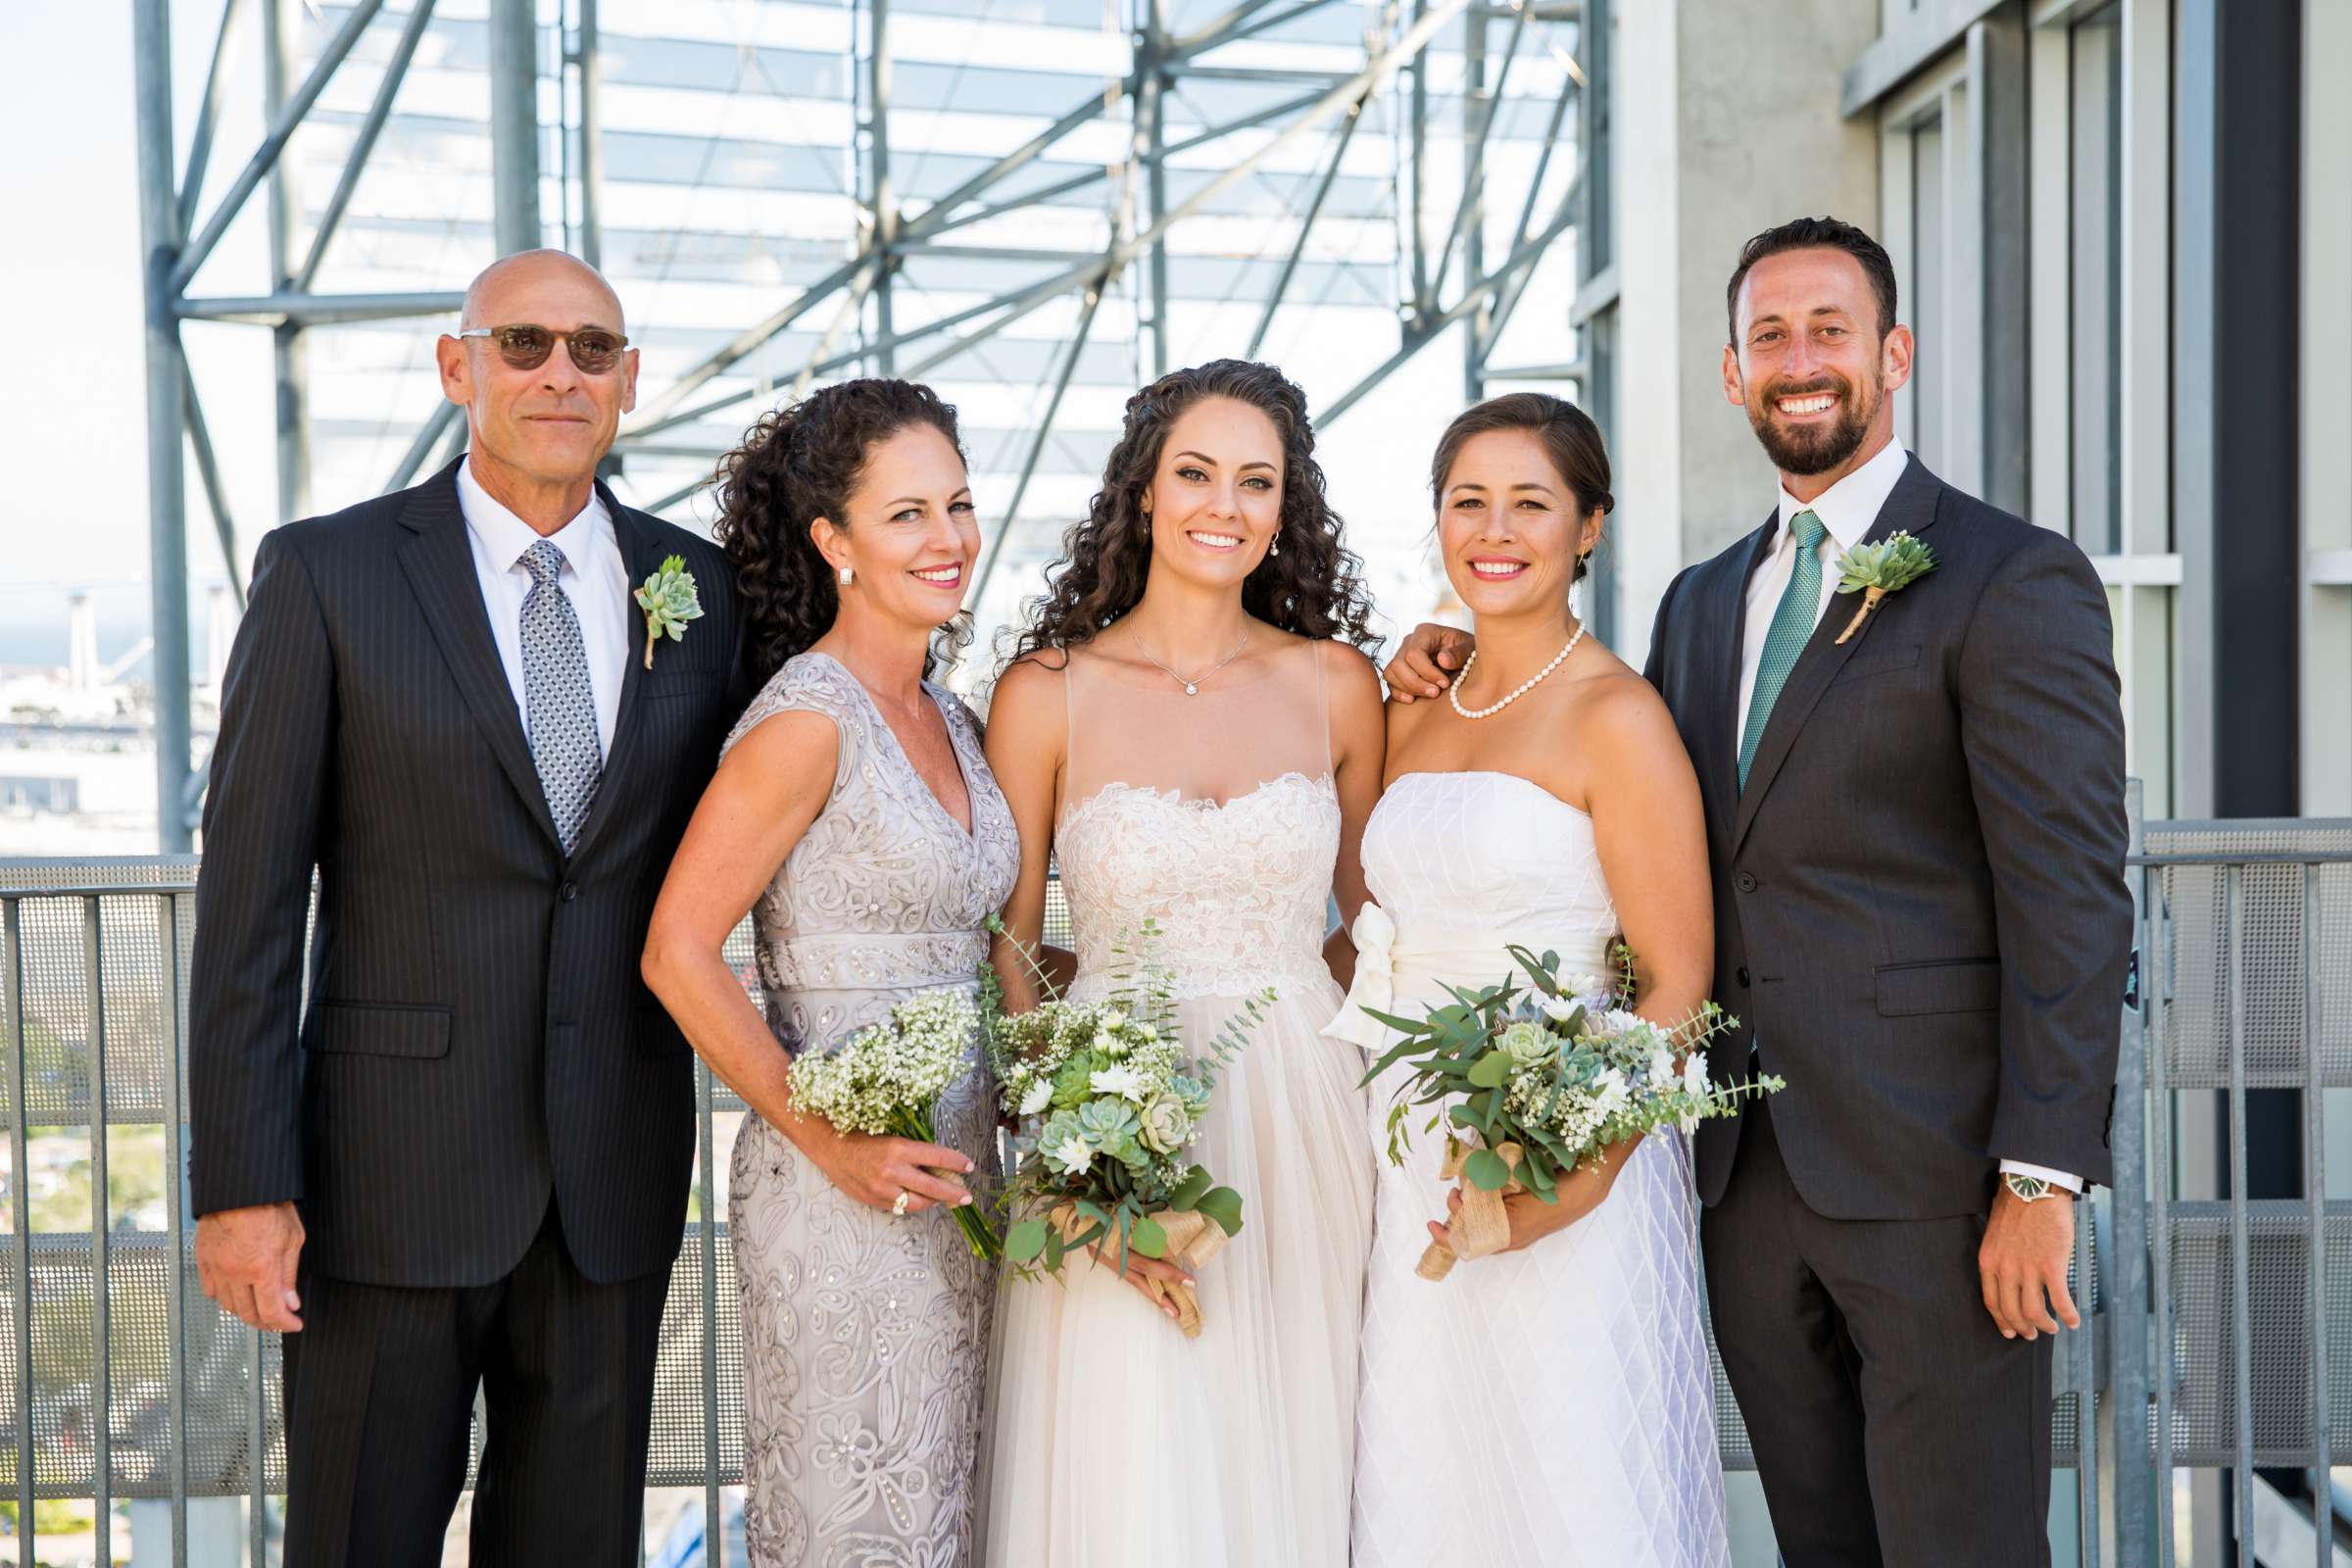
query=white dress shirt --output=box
[457,456,630,761]
[1735,436,2081,1195]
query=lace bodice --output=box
[720,651,1019,1052]
[1361,770,1619,970]
[1058,771,1341,1003]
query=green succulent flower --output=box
[1831,531,1937,645]
[632,554,705,668]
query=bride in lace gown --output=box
[645,381,1016,1565]
[980,362,1387,1566]
[1334,395,1730,1565]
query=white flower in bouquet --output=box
[1681,1052,1712,1099]
[1019,1078,1054,1116]
[1089,1063,1150,1102]
[1050,1133,1095,1176]
[1648,1046,1680,1090]
[1540,996,1581,1024]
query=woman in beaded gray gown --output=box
[645,379,1018,1566]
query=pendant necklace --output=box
[1133,625,1251,696]
[1449,623,1587,720]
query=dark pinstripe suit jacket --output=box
[189,458,745,1288]
[1642,456,2132,1221]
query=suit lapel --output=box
[1731,455,1943,855]
[1697,517,1779,843]
[395,460,564,854]
[563,486,656,866]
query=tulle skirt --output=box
[979,981,1375,1567]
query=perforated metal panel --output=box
[2159,1200,2352,1466]
[2145,823,2352,1090]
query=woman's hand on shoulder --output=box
[1382,622,1474,703]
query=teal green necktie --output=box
[1738,509,1828,790]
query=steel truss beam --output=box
[134,0,1592,860]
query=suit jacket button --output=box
[560,882,578,903]
[1735,872,1757,894]
[1736,966,1751,988]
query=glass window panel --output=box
[1911,113,1944,467]
[2071,2,2125,556]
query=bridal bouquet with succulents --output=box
[1360,945,1781,1281]
[985,919,1262,1337]
[786,987,1002,1259]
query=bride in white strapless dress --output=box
[1336,393,1729,1565]
[979,363,1389,1566]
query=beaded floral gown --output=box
[981,638,1376,1567]
[723,652,1020,1567]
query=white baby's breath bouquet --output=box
[788,987,1001,1258]
[1361,944,1781,1280]
[984,918,1263,1337]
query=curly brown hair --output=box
[710,377,969,683]
[1007,359,1379,665]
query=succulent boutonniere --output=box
[632,555,704,669]
[1831,531,1936,645]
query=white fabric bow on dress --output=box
[1325,903,1400,1052]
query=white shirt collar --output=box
[1775,436,1910,554]
[458,455,611,578]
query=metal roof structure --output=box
[132,0,1596,850]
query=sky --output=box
[1,4,170,651]
[0,2,1562,666]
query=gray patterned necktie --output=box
[518,539,603,855]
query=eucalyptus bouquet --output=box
[985,920,1264,1337]
[1360,945,1782,1280]
[787,987,1001,1258]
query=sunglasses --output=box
[457,324,630,375]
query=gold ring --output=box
[891,1190,911,1217]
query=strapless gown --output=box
[982,770,1375,1566]
[1330,770,1731,1566]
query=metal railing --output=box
[3,823,2348,1565]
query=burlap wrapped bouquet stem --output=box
[1050,1203,1231,1338]
[1418,1138,1526,1281]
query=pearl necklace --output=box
[1448,624,1587,720]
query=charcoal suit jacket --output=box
[1642,454,2131,1220]
[189,456,745,1287]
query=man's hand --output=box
[1381,622,1476,704]
[1978,1184,2079,1341]
[196,1201,306,1332]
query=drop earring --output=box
[1270,532,1281,558]
[838,566,854,586]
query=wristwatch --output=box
[2003,1171,2064,1203]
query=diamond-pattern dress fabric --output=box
[1348,771,1730,1567]
[1738,508,1826,788]
[722,653,1019,1568]
[517,539,603,853]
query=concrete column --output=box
[1605,0,1881,669]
